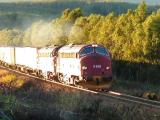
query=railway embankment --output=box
[111,78,160,101]
[0,68,160,120]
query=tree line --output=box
[21,2,159,65]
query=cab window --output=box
[95,46,108,56]
[80,46,94,57]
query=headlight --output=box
[106,67,110,70]
[82,66,87,70]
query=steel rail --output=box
[109,91,160,106]
[100,92,160,109]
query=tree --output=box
[51,8,83,44]
[135,1,147,23]
[143,12,160,63]
[0,29,23,46]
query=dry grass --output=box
[1,74,16,83]
[0,70,9,77]
[0,74,24,88]
[111,79,160,101]
[11,89,160,120]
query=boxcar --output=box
[37,47,56,78]
[15,47,38,69]
[0,47,15,66]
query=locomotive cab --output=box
[57,44,112,90]
[79,45,112,89]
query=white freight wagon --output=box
[37,47,55,78]
[15,47,38,69]
[0,47,15,65]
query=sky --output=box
[0,0,159,5]
[1,0,52,1]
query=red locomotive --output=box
[56,44,112,89]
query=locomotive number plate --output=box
[93,65,101,68]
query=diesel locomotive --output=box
[0,44,112,90]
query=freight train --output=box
[0,44,112,90]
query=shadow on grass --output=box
[11,80,121,120]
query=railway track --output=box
[103,91,160,109]
[1,65,160,109]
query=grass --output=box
[0,70,9,77]
[11,88,160,120]
[0,69,160,120]
[111,78,160,100]
[0,73,25,88]
[0,94,16,120]
[1,74,16,84]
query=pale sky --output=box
[0,0,57,2]
[0,0,159,5]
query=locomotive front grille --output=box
[85,76,112,85]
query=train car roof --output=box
[38,46,57,50]
[58,44,86,53]
[0,46,15,48]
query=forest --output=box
[0,1,159,29]
[0,2,160,82]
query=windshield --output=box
[95,46,108,56]
[79,46,94,57]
